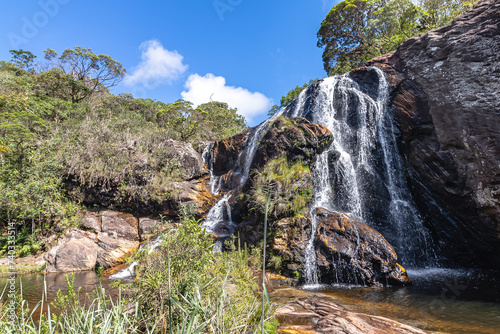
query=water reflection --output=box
[0,271,117,319]
[316,268,500,334]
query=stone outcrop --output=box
[45,231,99,272]
[68,139,212,218]
[101,210,139,241]
[96,234,139,269]
[364,0,500,269]
[45,210,156,272]
[164,139,205,180]
[275,296,427,334]
[272,209,410,286]
[211,117,333,193]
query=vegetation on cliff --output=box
[0,48,247,256]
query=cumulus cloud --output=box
[124,40,188,87]
[181,73,273,123]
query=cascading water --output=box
[201,193,234,235]
[202,143,222,195]
[285,67,435,284]
[201,110,285,238]
[109,236,165,280]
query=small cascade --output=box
[285,67,436,284]
[201,109,285,238]
[109,236,164,280]
[237,109,285,184]
[202,143,221,195]
[201,193,234,236]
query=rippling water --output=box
[305,268,500,333]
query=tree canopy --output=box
[43,46,126,103]
[317,0,479,75]
[0,49,248,254]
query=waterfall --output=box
[109,236,165,280]
[201,109,285,238]
[201,193,234,236]
[202,143,222,195]
[285,67,435,284]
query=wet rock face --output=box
[272,208,410,286]
[275,296,427,334]
[251,117,333,171]
[366,0,500,269]
[211,117,333,193]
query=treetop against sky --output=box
[0,0,338,125]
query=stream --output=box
[301,268,500,334]
[0,271,118,320]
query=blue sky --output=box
[0,0,339,125]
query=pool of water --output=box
[0,271,118,320]
[304,268,500,333]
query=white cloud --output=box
[124,40,188,87]
[181,73,273,123]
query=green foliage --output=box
[9,50,36,73]
[157,99,247,141]
[0,279,150,333]
[0,244,275,332]
[51,274,81,311]
[0,49,249,255]
[317,0,479,75]
[418,0,480,29]
[198,101,247,140]
[252,155,312,218]
[43,46,126,103]
[133,218,276,332]
[317,0,381,76]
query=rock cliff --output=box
[366,0,500,268]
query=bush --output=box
[132,218,276,333]
[251,155,313,218]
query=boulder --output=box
[101,210,139,241]
[80,211,102,233]
[365,0,500,269]
[46,237,98,272]
[210,117,333,192]
[164,139,205,180]
[138,217,159,241]
[272,208,410,286]
[96,233,139,269]
[275,296,427,334]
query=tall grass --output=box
[0,219,278,333]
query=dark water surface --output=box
[304,268,500,334]
[0,271,118,320]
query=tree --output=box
[418,0,479,29]
[317,0,383,76]
[365,0,422,54]
[317,0,479,76]
[9,49,36,74]
[197,101,247,140]
[157,100,202,141]
[0,93,45,173]
[43,47,126,103]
